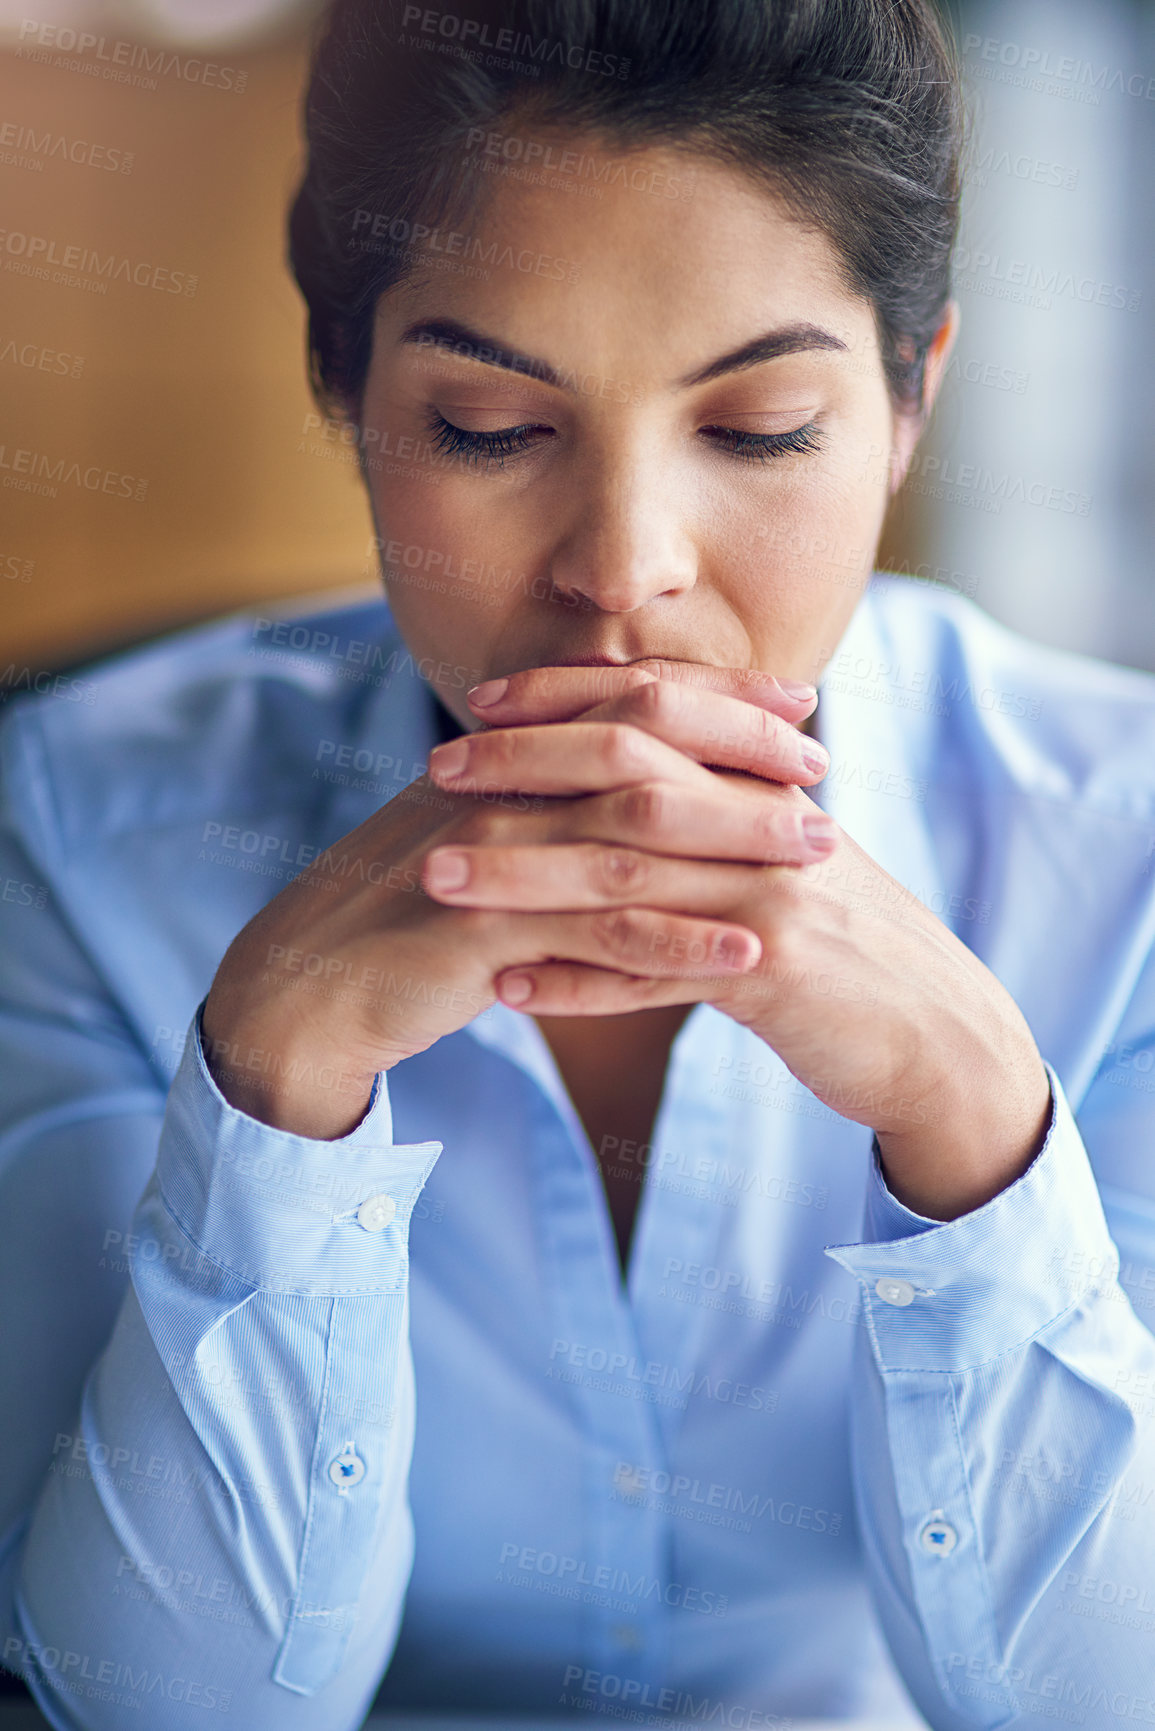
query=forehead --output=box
[382,137,876,362]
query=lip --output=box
[548,654,639,667]
[539,653,702,668]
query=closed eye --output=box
[700,423,824,462]
[425,411,550,467]
[424,411,825,469]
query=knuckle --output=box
[751,796,794,853]
[453,906,505,946]
[591,907,643,957]
[601,722,649,776]
[758,918,793,973]
[624,676,680,726]
[726,707,774,761]
[785,806,812,852]
[596,846,649,898]
[619,780,667,837]
[484,729,522,776]
[450,808,495,846]
[751,705,778,746]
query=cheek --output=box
[368,475,488,642]
[785,421,894,586]
[715,439,889,667]
[369,463,456,562]
[730,443,886,588]
[369,468,556,681]
[841,388,899,502]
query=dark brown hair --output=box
[288,0,963,420]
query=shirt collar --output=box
[812,577,949,916]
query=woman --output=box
[3,0,1155,1725]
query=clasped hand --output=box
[205,657,1050,1209]
[425,662,1052,1218]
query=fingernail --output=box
[468,677,508,708]
[800,740,829,774]
[500,973,534,1005]
[429,739,469,778]
[424,850,470,891]
[802,813,838,854]
[776,677,817,701]
[714,932,759,969]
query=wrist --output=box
[200,995,378,1140]
[874,1054,1053,1221]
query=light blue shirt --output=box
[3,573,1155,1731]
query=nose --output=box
[546,452,698,612]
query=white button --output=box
[357,1193,396,1232]
[919,1512,958,1555]
[328,1442,366,1493]
[875,1276,916,1307]
[614,1466,646,1496]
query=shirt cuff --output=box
[153,1002,442,1297]
[824,1062,1121,1372]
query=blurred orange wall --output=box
[1,27,374,672]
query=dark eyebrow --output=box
[399,318,564,387]
[677,322,848,386]
[399,316,848,391]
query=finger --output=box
[467,659,817,726]
[495,960,708,1015]
[508,905,762,978]
[554,679,828,785]
[423,840,820,912]
[429,720,712,798]
[576,780,838,862]
[451,775,837,865]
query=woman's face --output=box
[359,138,932,730]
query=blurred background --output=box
[0,0,1153,678]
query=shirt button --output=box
[875,1276,916,1307]
[328,1442,366,1493]
[919,1512,958,1555]
[357,1193,396,1232]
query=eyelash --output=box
[424,411,824,469]
[702,422,824,463]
